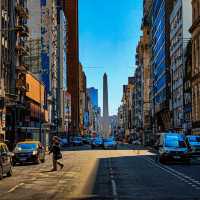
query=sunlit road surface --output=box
[0,144,200,200]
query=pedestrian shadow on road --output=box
[39,170,58,173]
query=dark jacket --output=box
[49,143,62,160]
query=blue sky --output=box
[79,0,143,115]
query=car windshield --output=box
[16,143,37,150]
[74,137,81,141]
[165,136,186,148]
[104,139,113,142]
[95,138,102,141]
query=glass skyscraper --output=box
[152,0,174,131]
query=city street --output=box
[0,144,200,200]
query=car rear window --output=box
[188,136,200,143]
[165,136,186,148]
[104,139,113,142]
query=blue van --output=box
[158,133,190,163]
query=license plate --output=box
[20,158,27,161]
[173,156,180,159]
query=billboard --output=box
[26,73,45,105]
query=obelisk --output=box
[103,73,109,137]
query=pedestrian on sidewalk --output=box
[49,136,64,171]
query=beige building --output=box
[79,63,87,134]
[134,25,151,144]
[190,0,200,134]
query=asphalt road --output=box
[0,144,200,200]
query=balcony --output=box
[16,63,28,73]
[189,16,200,33]
[16,79,26,92]
[16,44,28,56]
[15,24,29,37]
[16,4,29,19]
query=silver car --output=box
[186,135,200,158]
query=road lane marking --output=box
[108,155,118,200]
[111,179,117,196]
[143,157,200,190]
[8,183,25,193]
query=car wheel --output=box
[185,159,191,165]
[159,156,165,164]
[0,166,3,180]
[7,167,12,177]
[41,159,45,163]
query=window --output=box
[193,6,196,22]
[0,145,4,154]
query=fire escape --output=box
[15,0,29,132]
[15,1,29,99]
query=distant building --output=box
[79,64,87,134]
[133,65,143,131]
[27,0,58,134]
[57,8,67,134]
[87,87,98,108]
[25,38,41,78]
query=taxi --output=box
[12,140,45,165]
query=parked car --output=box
[59,137,69,147]
[82,136,92,144]
[72,137,83,146]
[103,138,117,149]
[158,133,190,164]
[0,142,13,180]
[132,139,141,145]
[186,135,200,158]
[12,141,45,165]
[91,137,104,149]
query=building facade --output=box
[64,0,80,134]
[134,55,143,132]
[141,2,152,144]
[24,73,48,146]
[170,0,192,130]
[183,40,192,134]
[87,87,98,108]
[0,0,10,140]
[152,0,174,132]
[10,0,29,145]
[27,0,59,136]
[190,0,200,135]
[57,7,67,134]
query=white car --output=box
[132,140,141,145]
[91,137,104,149]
